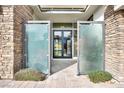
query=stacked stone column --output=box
[0,6,14,79]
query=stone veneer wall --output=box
[105,5,124,82]
[0,6,14,79]
[13,5,33,73]
[0,5,33,79]
[0,5,124,81]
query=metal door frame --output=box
[53,30,72,58]
[52,29,75,60]
[77,21,105,75]
[25,21,51,75]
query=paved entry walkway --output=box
[0,63,124,88]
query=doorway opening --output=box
[52,23,77,60]
[51,23,77,74]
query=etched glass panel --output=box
[79,23,103,74]
[26,23,49,74]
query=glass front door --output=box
[53,30,72,58]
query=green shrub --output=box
[14,68,46,81]
[88,71,112,83]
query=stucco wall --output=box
[93,6,106,21]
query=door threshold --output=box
[52,58,77,61]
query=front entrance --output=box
[25,21,104,75]
[53,30,72,58]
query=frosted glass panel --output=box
[26,23,49,74]
[79,23,103,74]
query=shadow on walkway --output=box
[51,60,77,74]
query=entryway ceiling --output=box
[32,5,99,23]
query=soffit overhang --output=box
[38,5,88,12]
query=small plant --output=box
[88,71,112,83]
[14,68,46,81]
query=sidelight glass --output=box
[78,22,104,74]
[26,23,49,74]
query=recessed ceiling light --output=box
[38,5,89,14]
[45,11,82,14]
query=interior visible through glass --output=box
[54,31,62,57]
[74,30,77,57]
[53,30,72,58]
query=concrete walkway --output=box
[0,63,124,88]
